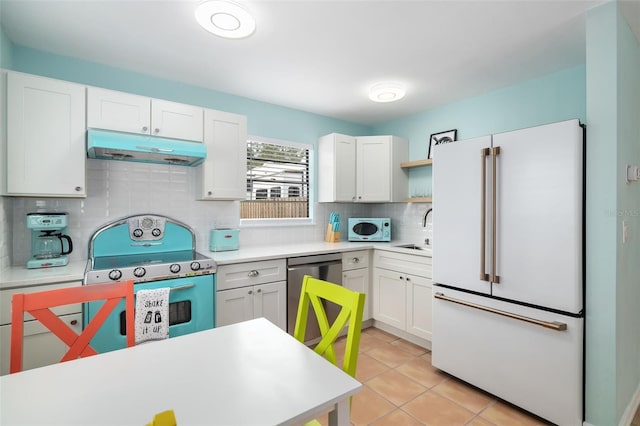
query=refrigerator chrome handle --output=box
[480,148,490,282]
[434,292,567,331]
[490,146,501,284]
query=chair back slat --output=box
[10,280,135,373]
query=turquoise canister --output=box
[209,229,239,252]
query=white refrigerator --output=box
[431,119,584,426]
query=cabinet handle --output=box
[256,288,262,293]
[352,257,359,263]
[248,270,259,277]
[399,276,404,280]
[154,128,160,134]
[75,186,82,192]
[406,276,411,281]
[142,126,148,132]
[248,290,253,295]
[70,319,78,326]
[207,191,213,196]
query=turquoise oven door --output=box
[84,274,215,353]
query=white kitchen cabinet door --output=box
[356,136,391,202]
[87,87,151,135]
[406,274,432,340]
[372,268,406,330]
[196,109,247,200]
[216,286,254,327]
[253,281,287,331]
[317,133,357,202]
[6,72,86,197]
[0,313,83,376]
[491,120,583,313]
[343,268,371,321]
[432,135,492,294]
[150,99,203,142]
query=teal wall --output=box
[373,65,586,197]
[585,2,640,425]
[0,23,12,69]
[9,46,370,144]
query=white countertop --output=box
[0,260,87,290]
[209,241,432,264]
[0,242,430,290]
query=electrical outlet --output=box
[626,164,640,183]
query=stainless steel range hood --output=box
[87,129,206,166]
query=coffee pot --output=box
[27,213,74,269]
[35,231,73,259]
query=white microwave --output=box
[347,218,391,242]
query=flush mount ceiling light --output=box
[368,82,406,103]
[195,0,256,39]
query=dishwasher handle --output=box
[287,260,342,272]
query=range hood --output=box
[87,129,206,166]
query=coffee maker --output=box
[27,213,73,269]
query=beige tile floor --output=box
[317,327,558,426]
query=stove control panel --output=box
[127,215,166,241]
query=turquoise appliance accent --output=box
[83,214,216,353]
[26,212,73,269]
[209,229,239,252]
[87,129,206,166]
[347,218,391,242]
[84,275,215,353]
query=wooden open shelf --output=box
[400,158,433,168]
[404,197,433,203]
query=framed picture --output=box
[428,129,457,159]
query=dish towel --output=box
[135,288,170,345]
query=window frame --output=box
[240,135,314,227]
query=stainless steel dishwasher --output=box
[287,252,342,342]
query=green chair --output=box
[293,275,366,379]
[294,275,366,425]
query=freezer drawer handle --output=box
[434,292,567,331]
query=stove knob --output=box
[152,228,162,237]
[133,267,146,278]
[169,263,181,274]
[190,262,201,271]
[132,228,143,238]
[108,269,122,281]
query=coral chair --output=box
[293,275,366,378]
[10,280,135,374]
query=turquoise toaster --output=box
[209,229,239,252]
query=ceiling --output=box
[2,0,635,126]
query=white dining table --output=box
[0,318,362,426]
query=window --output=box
[242,136,311,220]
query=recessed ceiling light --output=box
[368,82,406,103]
[195,0,256,39]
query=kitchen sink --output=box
[393,244,427,250]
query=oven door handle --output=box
[134,284,195,295]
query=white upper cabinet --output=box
[318,133,408,202]
[195,109,247,200]
[87,87,203,142]
[87,87,150,135]
[4,72,86,197]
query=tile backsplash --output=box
[5,159,432,267]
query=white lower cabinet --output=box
[372,250,433,342]
[0,281,82,375]
[216,259,287,331]
[342,250,371,321]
